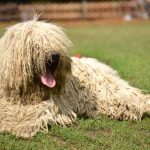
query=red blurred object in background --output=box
[74,53,81,58]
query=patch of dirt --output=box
[47,133,78,150]
[85,128,112,139]
[0,21,17,29]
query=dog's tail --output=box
[144,95,150,115]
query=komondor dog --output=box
[0,19,150,138]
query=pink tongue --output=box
[40,72,56,88]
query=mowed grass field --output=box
[0,21,150,150]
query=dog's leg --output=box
[0,98,76,138]
[53,111,77,126]
[0,100,56,138]
[84,92,150,121]
[71,57,149,121]
[46,98,77,126]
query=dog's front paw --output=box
[54,112,77,126]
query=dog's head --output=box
[0,20,72,94]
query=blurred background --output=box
[0,0,150,22]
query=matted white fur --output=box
[0,20,149,138]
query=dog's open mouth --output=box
[40,72,56,88]
[40,52,60,88]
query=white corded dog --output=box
[0,19,149,138]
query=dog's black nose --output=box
[49,52,60,73]
[51,52,60,62]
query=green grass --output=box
[0,22,150,150]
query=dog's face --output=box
[0,20,72,93]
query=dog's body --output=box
[51,57,149,124]
[0,20,149,138]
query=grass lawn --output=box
[0,21,150,150]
